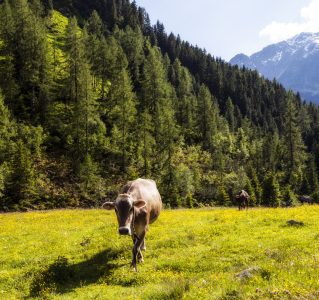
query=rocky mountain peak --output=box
[229,32,319,104]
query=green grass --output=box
[1,206,319,299]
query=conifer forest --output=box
[0,0,318,210]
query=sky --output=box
[136,0,319,62]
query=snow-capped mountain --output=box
[229,32,319,104]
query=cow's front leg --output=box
[130,230,146,272]
[130,235,143,263]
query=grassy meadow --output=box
[1,206,319,299]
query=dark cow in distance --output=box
[102,178,162,271]
[235,190,250,211]
[300,195,311,205]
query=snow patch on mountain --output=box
[229,32,319,104]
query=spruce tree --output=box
[96,36,111,104]
[197,84,214,150]
[172,59,196,142]
[137,108,154,177]
[0,0,16,111]
[281,185,295,207]
[216,186,230,206]
[0,90,16,164]
[158,84,179,193]
[7,139,35,203]
[225,97,235,133]
[283,90,306,176]
[65,16,85,162]
[80,154,98,192]
[141,44,167,143]
[308,155,319,193]
[300,173,310,195]
[244,179,256,206]
[261,174,280,207]
[109,64,136,173]
[28,0,52,124]
[88,10,103,37]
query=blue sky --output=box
[136,0,318,61]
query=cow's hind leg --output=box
[141,238,146,251]
[137,239,146,263]
[137,249,144,263]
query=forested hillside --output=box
[0,0,318,211]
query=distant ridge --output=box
[230,32,319,104]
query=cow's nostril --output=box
[119,227,129,235]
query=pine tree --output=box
[197,84,215,150]
[0,90,16,164]
[137,108,154,177]
[225,97,235,133]
[7,139,35,202]
[168,185,182,208]
[216,186,230,206]
[0,0,16,111]
[244,179,256,206]
[311,191,319,204]
[300,173,310,195]
[8,0,52,123]
[234,105,242,130]
[172,59,196,142]
[65,16,85,162]
[42,0,53,17]
[88,10,103,37]
[158,84,179,193]
[109,64,136,173]
[28,0,52,124]
[281,185,295,207]
[96,36,111,104]
[308,155,319,193]
[80,154,98,192]
[117,25,144,87]
[283,90,306,176]
[141,44,167,142]
[261,174,280,207]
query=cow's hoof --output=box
[130,264,137,272]
[141,245,146,251]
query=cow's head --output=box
[102,194,146,236]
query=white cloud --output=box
[259,0,319,42]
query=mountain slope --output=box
[230,32,319,104]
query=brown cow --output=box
[102,178,162,271]
[235,190,250,211]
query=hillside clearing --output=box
[1,206,319,299]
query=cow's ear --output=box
[133,199,146,209]
[102,202,115,210]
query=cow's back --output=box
[122,179,162,224]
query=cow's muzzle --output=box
[119,227,131,236]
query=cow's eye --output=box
[129,207,133,213]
